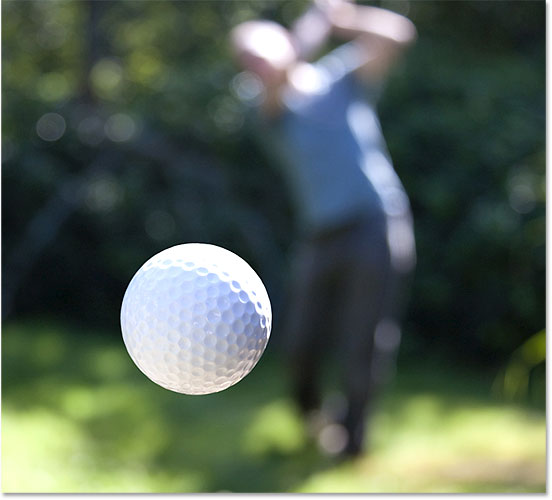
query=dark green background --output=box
[3,0,545,363]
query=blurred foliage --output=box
[2,320,546,493]
[380,2,545,364]
[492,329,545,402]
[2,0,545,369]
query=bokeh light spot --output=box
[85,174,124,213]
[507,169,538,214]
[231,71,265,105]
[208,96,244,134]
[37,73,71,102]
[105,113,137,142]
[318,423,348,456]
[36,113,66,142]
[90,58,124,100]
[127,50,164,87]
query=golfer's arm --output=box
[328,3,417,81]
[290,3,333,61]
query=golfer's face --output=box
[239,52,286,86]
[237,26,295,86]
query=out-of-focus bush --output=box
[2,0,296,325]
[380,1,545,362]
[2,1,545,366]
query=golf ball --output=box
[120,243,272,395]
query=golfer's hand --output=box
[314,0,355,25]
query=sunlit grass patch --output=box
[242,399,306,456]
[2,405,204,493]
[293,391,545,493]
[1,320,546,493]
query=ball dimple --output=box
[181,271,195,282]
[193,316,207,329]
[178,337,191,350]
[121,243,271,395]
[204,333,217,348]
[167,330,180,344]
[178,350,190,361]
[194,288,208,302]
[192,328,206,343]
[207,310,221,323]
[205,297,217,310]
[194,275,209,288]
[167,266,180,278]
[216,339,228,353]
[191,356,203,368]
[215,323,230,337]
[179,309,192,322]
[217,282,231,296]
[203,362,216,375]
[164,352,177,364]
[232,301,245,316]
[241,312,251,326]
[217,296,231,312]
[193,303,207,316]
[196,267,209,276]
[232,319,245,334]
[207,273,219,284]
[204,349,216,362]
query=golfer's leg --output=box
[338,221,391,456]
[285,240,333,414]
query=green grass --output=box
[2,320,546,493]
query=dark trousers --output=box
[285,208,415,455]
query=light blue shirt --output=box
[254,43,410,235]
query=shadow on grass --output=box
[2,319,546,493]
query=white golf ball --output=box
[120,243,272,395]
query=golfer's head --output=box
[230,20,296,86]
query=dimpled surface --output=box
[121,243,272,395]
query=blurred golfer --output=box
[230,0,417,457]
